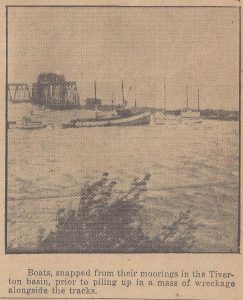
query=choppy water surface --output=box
[7,118,239,252]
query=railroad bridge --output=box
[32,73,80,109]
[7,83,31,103]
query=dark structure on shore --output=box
[85,98,102,110]
[7,83,31,103]
[32,73,80,109]
[84,81,102,110]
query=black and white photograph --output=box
[6,6,240,253]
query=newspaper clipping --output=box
[0,0,242,299]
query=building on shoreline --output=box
[85,98,102,110]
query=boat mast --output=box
[186,85,189,111]
[198,88,200,111]
[122,81,125,106]
[94,80,97,99]
[94,81,98,113]
[111,91,114,109]
[164,77,167,114]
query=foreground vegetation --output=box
[38,173,199,253]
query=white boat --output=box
[63,81,151,128]
[180,87,202,124]
[180,110,201,124]
[181,110,200,118]
[16,114,47,130]
[63,111,151,128]
[154,112,180,125]
[154,77,179,125]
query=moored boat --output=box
[62,81,151,128]
[180,110,202,124]
[180,87,202,124]
[16,114,47,130]
[63,111,151,128]
[154,77,179,125]
[154,112,179,125]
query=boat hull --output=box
[181,111,200,118]
[180,110,202,124]
[154,114,180,125]
[16,123,47,130]
[65,112,151,128]
[181,118,202,124]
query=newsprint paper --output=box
[0,0,242,299]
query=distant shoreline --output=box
[83,104,239,121]
[8,101,239,122]
[131,107,239,121]
[200,110,239,121]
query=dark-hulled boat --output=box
[62,109,150,128]
[62,81,151,128]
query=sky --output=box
[8,7,240,110]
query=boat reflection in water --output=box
[154,77,180,125]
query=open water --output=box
[7,105,239,252]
